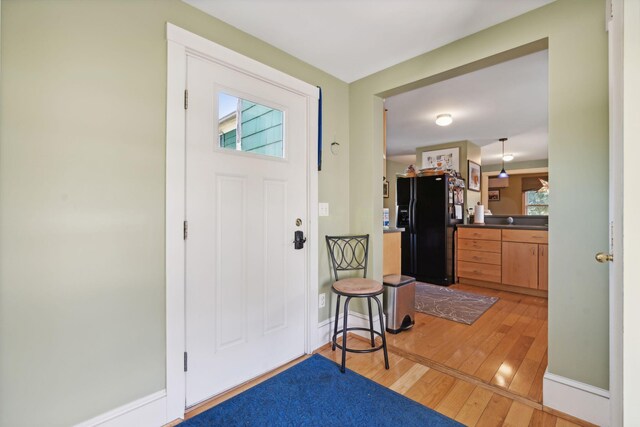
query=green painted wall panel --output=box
[482,159,548,173]
[0,0,350,425]
[349,0,609,389]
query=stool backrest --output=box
[325,235,370,281]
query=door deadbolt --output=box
[295,218,302,227]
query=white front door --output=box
[184,54,309,406]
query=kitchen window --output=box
[523,190,549,215]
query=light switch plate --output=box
[319,203,329,217]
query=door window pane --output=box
[218,93,284,158]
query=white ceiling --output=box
[183,0,551,167]
[386,50,549,166]
[183,0,554,83]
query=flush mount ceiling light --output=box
[503,154,514,162]
[435,113,453,126]
[497,138,509,178]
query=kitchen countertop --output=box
[383,227,405,233]
[457,224,548,231]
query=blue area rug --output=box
[181,354,462,426]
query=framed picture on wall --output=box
[488,190,500,201]
[468,160,481,192]
[383,178,389,198]
[421,147,460,172]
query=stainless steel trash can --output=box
[382,274,415,334]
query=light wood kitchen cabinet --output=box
[383,231,401,276]
[501,229,548,244]
[457,226,548,296]
[457,239,502,253]
[457,228,502,284]
[502,242,538,288]
[458,228,501,241]
[457,249,501,265]
[458,260,501,283]
[538,244,548,290]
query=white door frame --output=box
[165,23,319,422]
[608,0,624,424]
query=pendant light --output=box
[497,138,509,178]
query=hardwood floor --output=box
[167,284,591,427]
[168,339,592,427]
[317,342,592,427]
[385,283,548,404]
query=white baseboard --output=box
[543,370,610,426]
[316,310,386,349]
[74,390,167,427]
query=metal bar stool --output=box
[326,235,389,373]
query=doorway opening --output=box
[381,45,550,407]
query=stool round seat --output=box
[332,278,383,296]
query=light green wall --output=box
[384,159,409,227]
[482,158,549,173]
[0,0,349,425]
[465,141,482,211]
[349,0,609,389]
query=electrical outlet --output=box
[319,293,326,308]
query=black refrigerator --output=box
[396,174,464,285]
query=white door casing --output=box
[185,55,307,406]
[607,0,623,424]
[165,23,319,421]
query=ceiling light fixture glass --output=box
[435,113,453,126]
[503,154,514,162]
[497,138,509,178]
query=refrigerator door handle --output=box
[411,199,417,233]
[408,199,413,233]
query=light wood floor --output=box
[385,284,548,404]
[168,284,588,427]
[170,340,591,427]
[318,341,591,427]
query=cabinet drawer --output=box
[457,261,501,283]
[501,229,548,244]
[457,238,502,253]
[458,249,501,265]
[457,228,501,241]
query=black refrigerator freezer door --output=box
[413,176,447,283]
[400,231,415,278]
[396,177,412,206]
